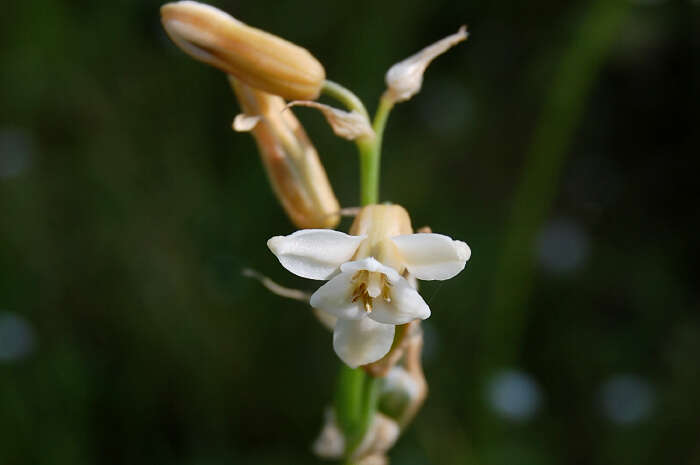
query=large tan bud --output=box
[161,1,325,100]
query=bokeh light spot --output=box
[536,218,590,273]
[0,127,35,179]
[0,311,36,363]
[600,373,654,425]
[486,369,542,422]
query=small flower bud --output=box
[353,413,399,460]
[161,1,326,100]
[379,366,424,419]
[312,409,345,459]
[230,77,340,229]
[385,26,468,103]
[312,409,399,462]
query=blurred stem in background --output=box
[477,0,628,443]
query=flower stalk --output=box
[319,79,392,461]
[159,5,471,461]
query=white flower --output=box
[267,205,470,368]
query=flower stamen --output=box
[381,285,392,303]
[351,270,392,313]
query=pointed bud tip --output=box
[385,25,469,103]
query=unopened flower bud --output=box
[379,366,424,419]
[230,77,340,229]
[312,409,345,459]
[353,413,399,461]
[385,26,468,103]
[312,409,399,462]
[161,1,326,100]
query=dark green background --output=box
[1,0,698,464]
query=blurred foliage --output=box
[1,0,699,464]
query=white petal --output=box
[310,272,365,320]
[340,257,401,283]
[391,233,470,280]
[267,230,366,280]
[333,317,395,368]
[368,276,430,325]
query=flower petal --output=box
[333,317,395,368]
[340,257,402,283]
[368,276,430,325]
[268,230,366,280]
[391,233,470,280]
[310,272,365,320]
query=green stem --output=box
[334,364,380,460]
[357,139,378,206]
[322,81,395,206]
[322,80,370,119]
[359,94,395,206]
[372,93,395,152]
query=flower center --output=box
[350,270,392,313]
